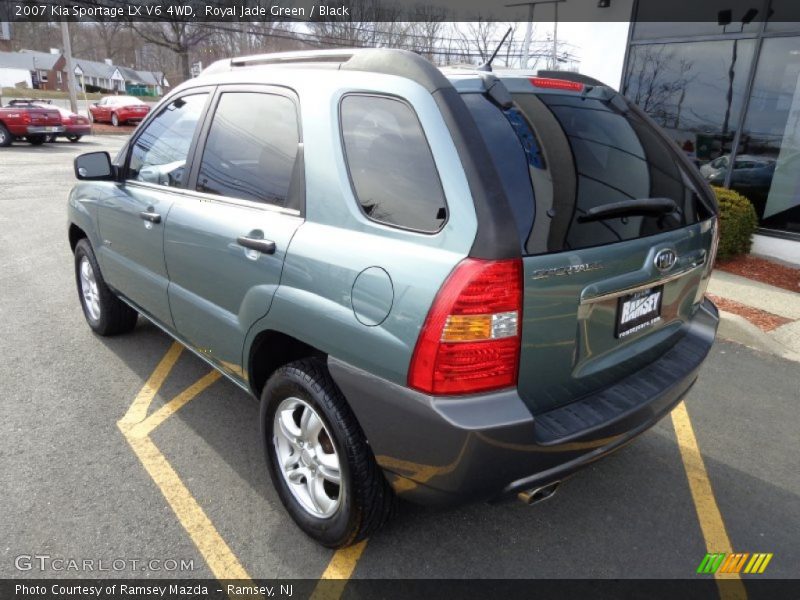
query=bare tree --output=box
[128,21,213,82]
[623,45,695,126]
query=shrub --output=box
[711,186,758,261]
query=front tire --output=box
[261,358,395,548]
[74,239,138,336]
[67,135,82,143]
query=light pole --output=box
[506,0,567,70]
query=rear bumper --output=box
[26,125,65,134]
[64,124,91,136]
[329,298,718,506]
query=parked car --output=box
[88,95,151,126]
[700,153,776,188]
[0,99,63,146]
[36,104,91,143]
[67,49,720,548]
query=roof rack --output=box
[229,49,364,68]
[202,48,452,94]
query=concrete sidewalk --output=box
[708,270,800,362]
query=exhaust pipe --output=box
[517,481,560,505]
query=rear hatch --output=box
[460,77,718,414]
[29,107,62,126]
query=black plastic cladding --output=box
[342,49,521,260]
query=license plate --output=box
[615,286,663,338]
[46,127,59,132]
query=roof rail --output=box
[201,48,452,94]
[229,49,364,68]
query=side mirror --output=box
[74,151,114,181]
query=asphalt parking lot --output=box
[1,137,798,587]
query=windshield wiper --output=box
[577,198,677,223]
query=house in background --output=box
[0,22,11,52]
[0,48,167,97]
[0,49,66,90]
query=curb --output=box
[717,310,800,363]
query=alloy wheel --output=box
[273,397,342,518]
[79,257,101,321]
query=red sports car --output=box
[88,96,151,127]
[36,104,91,142]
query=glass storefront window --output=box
[733,36,800,233]
[623,39,755,167]
[633,22,760,40]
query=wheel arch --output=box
[246,329,326,399]
[68,222,88,252]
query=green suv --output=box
[67,49,719,548]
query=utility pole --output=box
[60,21,78,113]
[552,1,559,69]
[506,0,566,70]
[522,4,534,68]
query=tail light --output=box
[408,258,522,395]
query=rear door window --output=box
[463,90,713,255]
[196,92,299,207]
[340,94,447,233]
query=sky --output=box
[559,22,631,88]
[538,22,632,89]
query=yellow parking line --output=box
[672,401,747,600]
[119,341,183,425]
[119,342,365,596]
[118,344,251,583]
[123,433,251,580]
[310,541,368,600]
[128,370,222,439]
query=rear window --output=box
[340,94,447,233]
[464,91,713,255]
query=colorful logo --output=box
[697,552,773,574]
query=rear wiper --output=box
[577,198,677,222]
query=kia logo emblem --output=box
[654,249,677,271]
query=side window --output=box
[340,95,446,232]
[196,92,299,207]
[128,93,208,188]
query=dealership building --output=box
[620,2,800,256]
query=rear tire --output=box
[261,357,395,548]
[27,135,46,145]
[0,123,11,147]
[74,239,138,336]
[111,113,119,127]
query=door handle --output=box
[139,211,161,224]
[237,236,276,255]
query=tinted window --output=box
[341,95,446,232]
[464,91,713,255]
[196,92,299,207]
[128,93,208,187]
